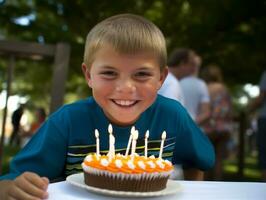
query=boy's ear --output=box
[81,63,92,88]
[158,67,168,89]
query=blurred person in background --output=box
[201,65,233,180]
[20,107,47,147]
[248,70,266,181]
[158,49,185,105]
[179,51,210,126]
[9,104,25,146]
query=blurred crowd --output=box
[159,48,266,181]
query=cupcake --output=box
[82,153,173,192]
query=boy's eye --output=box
[100,71,118,78]
[134,71,152,79]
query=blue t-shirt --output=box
[0,95,214,181]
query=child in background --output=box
[20,107,47,147]
[0,14,215,199]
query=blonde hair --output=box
[83,14,167,70]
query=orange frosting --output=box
[83,153,173,174]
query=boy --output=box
[0,14,215,199]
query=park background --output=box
[0,0,266,181]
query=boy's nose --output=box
[115,79,136,93]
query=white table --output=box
[47,179,266,200]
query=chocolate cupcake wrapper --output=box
[84,172,169,192]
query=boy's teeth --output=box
[114,100,135,106]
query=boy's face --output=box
[82,45,167,126]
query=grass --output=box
[223,151,262,182]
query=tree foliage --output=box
[0,0,266,105]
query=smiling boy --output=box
[0,14,214,200]
[82,44,164,126]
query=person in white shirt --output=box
[180,76,210,123]
[158,71,184,105]
[158,48,197,105]
[179,52,210,125]
[164,48,210,125]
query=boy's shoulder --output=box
[156,94,183,106]
[66,96,94,107]
[153,95,185,114]
[51,96,96,117]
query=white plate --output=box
[66,173,182,197]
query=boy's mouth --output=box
[112,99,139,107]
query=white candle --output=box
[108,124,115,161]
[144,130,149,158]
[131,130,139,160]
[125,126,135,156]
[159,131,166,159]
[109,134,115,161]
[95,129,100,157]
